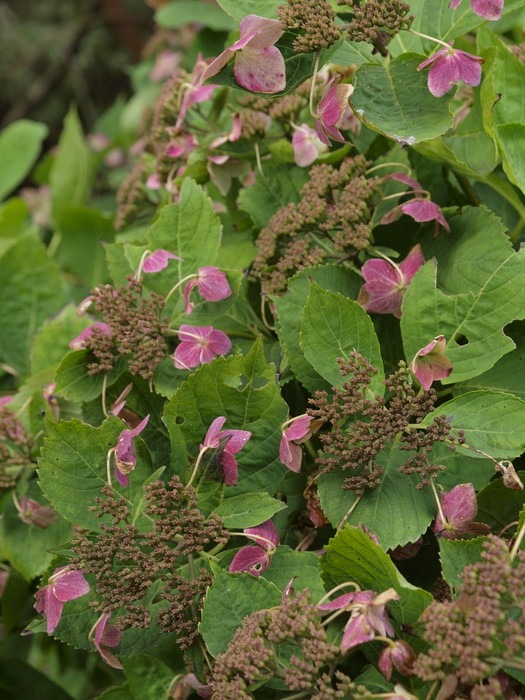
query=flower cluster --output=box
[339,0,414,56]
[253,156,381,294]
[277,0,342,53]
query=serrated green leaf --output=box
[0,120,48,201]
[321,527,432,625]
[262,547,326,602]
[163,340,288,495]
[123,655,174,700]
[200,568,281,656]
[274,266,361,393]
[55,351,125,403]
[439,537,488,592]
[214,492,287,528]
[317,442,435,550]
[419,392,525,460]
[301,282,385,395]
[156,0,234,30]
[38,418,152,531]
[476,471,525,529]
[351,54,454,145]
[31,305,90,377]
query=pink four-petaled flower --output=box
[113,415,150,487]
[409,335,453,390]
[142,249,182,274]
[201,416,252,486]
[449,0,503,21]
[357,244,425,319]
[315,83,355,145]
[279,415,314,473]
[201,15,286,94]
[183,267,232,315]
[418,43,484,97]
[174,325,231,369]
[229,519,280,575]
[34,566,90,634]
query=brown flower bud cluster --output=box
[210,589,345,697]
[413,535,525,696]
[308,354,453,496]
[278,0,342,53]
[338,0,413,56]
[72,477,228,647]
[253,156,380,294]
[82,278,169,380]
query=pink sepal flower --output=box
[279,415,314,473]
[142,249,182,273]
[165,133,197,159]
[401,199,451,233]
[90,613,123,669]
[201,416,252,486]
[229,519,280,575]
[319,588,399,652]
[201,15,286,94]
[378,640,416,680]
[418,43,484,97]
[183,267,232,315]
[69,323,111,350]
[291,124,328,167]
[174,325,231,369]
[113,415,150,487]
[315,83,355,145]
[176,55,218,129]
[34,567,90,634]
[17,496,57,529]
[449,0,503,21]
[357,244,425,319]
[409,335,453,390]
[434,483,490,539]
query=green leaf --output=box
[0,233,66,377]
[420,391,525,459]
[262,547,326,602]
[157,0,234,30]
[214,492,287,528]
[200,568,281,656]
[439,537,488,592]
[274,266,361,393]
[216,0,281,20]
[0,120,48,201]
[55,351,124,403]
[123,655,174,700]
[163,340,289,495]
[49,109,92,224]
[350,54,454,145]
[237,164,308,229]
[476,472,525,530]
[30,305,90,377]
[301,283,385,395]
[0,659,73,700]
[95,686,134,700]
[321,527,432,625]
[38,417,152,531]
[402,240,525,384]
[317,442,435,550]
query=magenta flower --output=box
[433,483,490,539]
[176,54,218,129]
[378,640,416,681]
[229,519,280,575]
[381,173,451,235]
[357,244,425,319]
[409,335,453,390]
[183,267,232,315]
[200,416,252,486]
[142,249,182,274]
[34,567,90,634]
[279,415,314,473]
[449,0,503,20]
[318,588,399,652]
[69,322,111,350]
[16,495,57,529]
[291,124,328,167]
[418,44,484,97]
[201,15,286,94]
[173,325,231,370]
[315,83,355,144]
[113,415,150,487]
[89,613,123,669]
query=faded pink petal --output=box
[234,45,286,93]
[315,83,354,144]
[143,249,182,273]
[183,267,232,315]
[401,199,451,233]
[35,567,90,634]
[341,613,376,651]
[17,496,57,528]
[239,15,283,48]
[434,483,490,539]
[174,325,231,369]
[200,416,251,486]
[409,335,453,390]
[357,244,425,318]
[245,520,280,550]
[379,640,416,680]
[418,45,483,97]
[229,546,270,575]
[292,124,327,167]
[318,591,358,611]
[69,323,111,350]
[472,0,503,19]
[114,415,150,486]
[92,613,123,670]
[279,415,313,472]
[35,587,63,635]
[386,172,423,191]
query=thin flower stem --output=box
[380,189,430,201]
[366,161,412,175]
[254,141,264,177]
[186,446,209,489]
[309,51,321,119]
[337,495,362,531]
[134,249,152,281]
[410,28,452,50]
[101,373,109,418]
[318,581,360,607]
[368,246,403,277]
[509,517,525,561]
[260,295,276,331]
[106,448,114,487]
[429,479,447,526]
[425,681,438,700]
[164,273,196,305]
